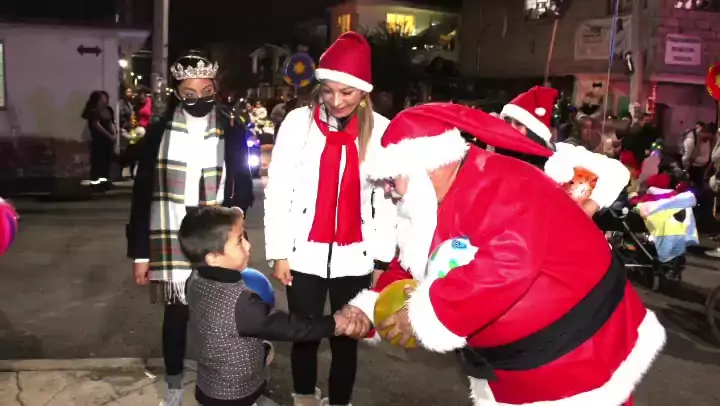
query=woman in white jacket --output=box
[264,32,396,406]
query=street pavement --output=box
[0,181,719,405]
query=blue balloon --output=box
[242,268,275,307]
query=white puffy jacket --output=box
[264,106,397,278]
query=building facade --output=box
[0,22,147,189]
[460,0,720,145]
[329,0,460,65]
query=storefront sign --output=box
[574,16,631,60]
[664,34,702,66]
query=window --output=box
[0,41,5,109]
[386,13,415,35]
[674,0,717,11]
[337,14,351,34]
[525,0,551,19]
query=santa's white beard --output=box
[396,172,438,280]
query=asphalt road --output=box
[1,183,719,405]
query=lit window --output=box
[525,0,551,19]
[387,13,415,35]
[338,14,351,34]
[674,0,713,10]
[0,42,5,109]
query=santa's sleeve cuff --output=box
[407,279,467,353]
[348,289,380,324]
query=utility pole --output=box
[629,0,644,108]
[151,0,169,115]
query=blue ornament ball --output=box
[242,268,275,307]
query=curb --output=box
[0,358,194,372]
[0,358,281,405]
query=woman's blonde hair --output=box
[310,84,374,162]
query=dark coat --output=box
[126,109,255,259]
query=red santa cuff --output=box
[363,329,382,345]
[348,289,380,324]
[407,279,467,353]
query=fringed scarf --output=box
[308,105,363,245]
[149,108,226,303]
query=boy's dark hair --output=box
[178,206,243,264]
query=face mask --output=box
[182,95,215,117]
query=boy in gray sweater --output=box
[179,207,366,406]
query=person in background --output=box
[682,122,715,189]
[82,90,116,187]
[126,50,255,406]
[119,87,135,134]
[623,113,658,166]
[135,88,153,129]
[598,116,622,157]
[264,32,397,406]
[179,206,369,406]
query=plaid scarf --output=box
[149,107,226,303]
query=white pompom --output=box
[535,107,546,116]
[135,127,146,136]
[544,153,574,184]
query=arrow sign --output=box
[77,45,102,57]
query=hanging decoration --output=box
[283,52,316,89]
[706,62,720,101]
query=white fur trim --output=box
[468,311,665,405]
[364,129,470,180]
[500,104,552,143]
[363,330,383,345]
[348,289,380,324]
[543,152,574,184]
[315,68,373,92]
[406,277,467,353]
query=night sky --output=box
[0,0,461,49]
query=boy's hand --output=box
[335,305,372,339]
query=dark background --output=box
[0,0,461,51]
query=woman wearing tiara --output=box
[126,50,255,406]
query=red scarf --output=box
[308,105,363,245]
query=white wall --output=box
[0,24,145,141]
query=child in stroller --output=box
[595,146,697,292]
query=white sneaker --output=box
[320,398,352,406]
[159,387,183,406]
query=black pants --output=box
[286,271,371,405]
[163,302,189,381]
[89,135,113,181]
[688,164,708,190]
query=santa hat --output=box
[500,86,558,144]
[364,103,553,180]
[315,32,373,92]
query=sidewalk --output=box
[0,359,280,406]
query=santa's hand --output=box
[377,287,415,347]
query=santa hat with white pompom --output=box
[500,85,558,147]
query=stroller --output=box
[594,152,697,293]
[595,195,688,292]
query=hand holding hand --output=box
[335,305,371,339]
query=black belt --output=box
[458,254,626,381]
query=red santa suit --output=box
[349,103,665,406]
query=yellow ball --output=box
[374,279,419,348]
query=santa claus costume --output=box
[349,103,665,406]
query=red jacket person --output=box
[348,103,664,406]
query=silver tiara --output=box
[170,59,219,81]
